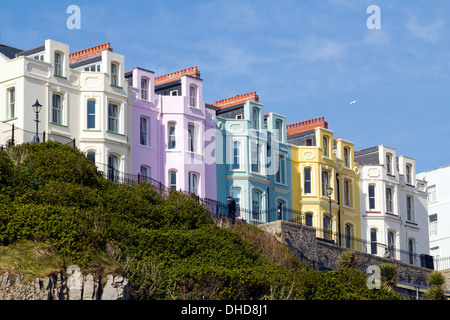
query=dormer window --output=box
[406,164,412,184]
[386,153,392,174]
[275,119,283,141]
[111,63,119,86]
[189,85,197,108]
[323,136,329,157]
[344,147,350,168]
[54,52,63,76]
[141,78,149,100]
[253,107,259,130]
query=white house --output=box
[355,145,429,266]
[0,39,131,179]
[417,165,450,269]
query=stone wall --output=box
[258,220,433,287]
[0,268,130,300]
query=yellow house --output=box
[287,117,361,250]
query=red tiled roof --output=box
[287,117,328,135]
[154,66,201,86]
[213,91,259,109]
[69,43,112,65]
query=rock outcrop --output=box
[0,267,130,300]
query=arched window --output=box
[344,147,350,168]
[344,224,353,249]
[189,85,197,108]
[408,239,415,265]
[141,77,149,100]
[107,154,120,182]
[323,136,329,157]
[52,93,62,124]
[370,228,378,254]
[86,151,96,163]
[323,214,332,241]
[54,51,63,76]
[111,62,119,86]
[406,164,412,184]
[276,199,286,220]
[304,167,312,194]
[232,141,241,170]
[305,212,313,227]
[188,172,199,195]
[251,189,262,220]
[386,153,392,174]
[87,100,96,129]
[252,107,259,130]
[387,230,395,258]
[169,170,177,190]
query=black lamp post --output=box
[327,184,333,242]
[32,100,42,143]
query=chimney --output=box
[69,43,113,65]
[213,91,259,109]
[287,117,328,136]
[154,66,201,86]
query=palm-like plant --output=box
[380,263,398,292]
[424,271,447,300]
[338,251,356,269]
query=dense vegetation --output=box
[0,142,400,300]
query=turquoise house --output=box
[214,92,292,224]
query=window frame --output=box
[368,185,376,210]
[275,153,287,185]
[188,123,197,153]
[406,196,414,221]
[141,77,149,100]
[169,170,177,191]
[87,100,96,129]
[304,167,312,194]
[321,170,330,197]
[108,103,119,133]
[386,153,392,174]
[140,116,149,146]
[189,85,197,108]
[188,172,199,195]
[52,93,62,124]
[385,187,393,213]
[323,136,329,157]
[232,140,241,170]
[54,52,63,76]
[111,62,119,86]
[344,147,350,168]
[167,122,176,150]
[250,141,263,174]
[252,107,259,130]
[8,87,15,119]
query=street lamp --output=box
[32,100,42,143]
[327,184,333,242]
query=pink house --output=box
[127,66,217,201]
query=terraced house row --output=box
[0,39,430,266]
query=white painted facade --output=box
[0,39,132,177]
[417,165,450,260]
[357,145,429,266]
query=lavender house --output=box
[127,66,217,201]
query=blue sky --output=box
[1,0,449,172]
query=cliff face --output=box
[0,268,130,300]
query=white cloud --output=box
[406,18,445,43]
[297,37,346,62]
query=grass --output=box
[0,240,63,281]
[0,240,122,283]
